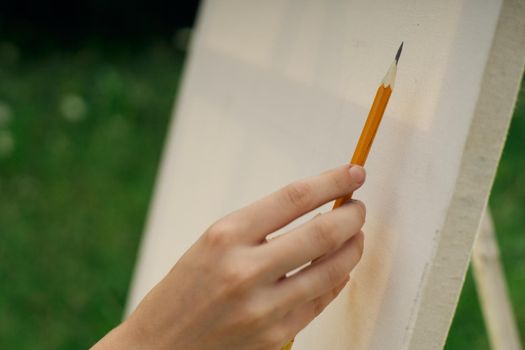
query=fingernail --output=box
[348,166,366,185]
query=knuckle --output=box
[221,260,262,295]
[284,181,313,210]
[222,264,250,289]
[311,219,339,251]
[205,220,236,246]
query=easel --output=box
[472,208,523,349]
[125,0,525,348]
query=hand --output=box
[93,164,366,350]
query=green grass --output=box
[0,42,523,348]
[0,43,184,348]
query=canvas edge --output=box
[123,0,210,316]
[407,0,525,348]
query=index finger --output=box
[229,164,366,243]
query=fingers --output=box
[230,164,366,243]
[260,200,365,279]
[274,231,364,310]
[280,275,350,340]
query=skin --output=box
[92,163,367,350]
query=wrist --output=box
[91,317,149,350]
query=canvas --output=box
[126,0,525,348]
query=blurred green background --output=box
[0,2,523,349]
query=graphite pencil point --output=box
[395,42,404,64]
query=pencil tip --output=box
[395,42,403,64]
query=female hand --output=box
[93,164,366,350]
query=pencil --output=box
[332,42,402,208]
[281,42,403,350]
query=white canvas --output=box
[126,0,525,348]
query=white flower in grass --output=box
[0,129,14,157]
[0,101,12,126]
[60,94,87,122]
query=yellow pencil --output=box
[281,42,403,350]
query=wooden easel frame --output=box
[472,208,523,350]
